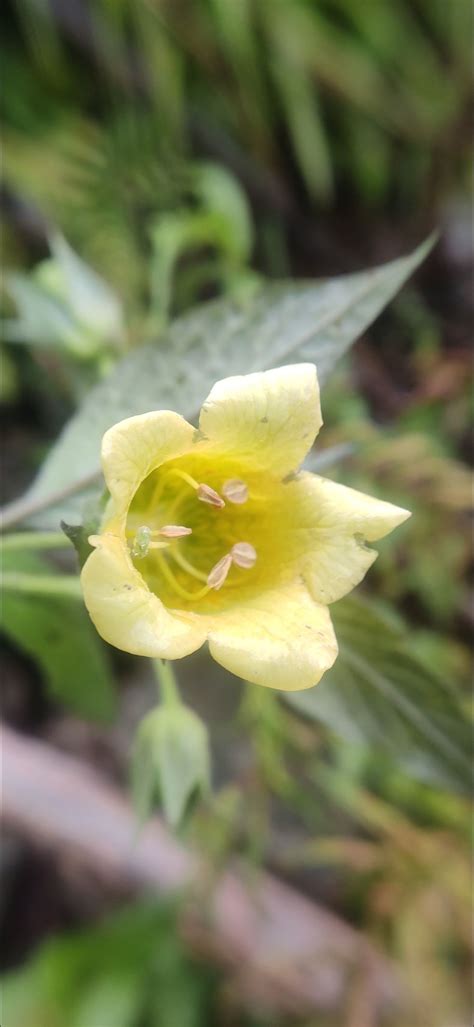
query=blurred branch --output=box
[0,469,101,532]
[1,722,398,1020]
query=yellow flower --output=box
[81,364,410,690]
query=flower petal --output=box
[286,472,411,604]
[81,533,207,659]
[199,364,322,476]
[208,580,337,690]
[101,411,195,522]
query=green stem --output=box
[0,531,71,552]
[2,572,83,599]
[154,659,181,708]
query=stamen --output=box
[207,553,233,591]
[168,547,208,583]
[222,479,249,504]
[157,525,192,539]
[165,468,225,508]
[157,553,211,601]
[168,468,200,490]
[196,483,225,508]
[231,542,257,569]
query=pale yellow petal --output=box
[81,533,207,659]
[208,580,337,690]
[101,411,195,522]
[199,364,322,475]
[286,472,411,604]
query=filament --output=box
[156,553,211,601]
[168,546,208,583]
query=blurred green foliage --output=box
[2,900,221,1027]
[1,2,472,1025]
[3,0,472,303]
[2,544,116,719]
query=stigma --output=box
[130,523,192,558]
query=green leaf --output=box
[61,489,109,569]
[49,232,124,345]
[4,272,82,351]
[194,161,254,262]
[24,235,434,527]
[284,595,471,793]
[1,550,116,721]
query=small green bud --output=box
[132,704,210,827]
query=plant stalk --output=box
[2,572,83,599]
[154,659,181,707]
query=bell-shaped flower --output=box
[81,364,410,690]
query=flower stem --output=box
[154,659,180,708]
[0,531,71,551]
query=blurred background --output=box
[1,1,472,1025]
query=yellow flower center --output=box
[125,451,291,613]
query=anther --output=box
[231,542,257,569]
[157,525,192,539]
[197,483,225,508]
[207,542,257,591]
[222,479,248,504]
[166,468,225,508]
[207,553,233,590]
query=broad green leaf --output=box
[284,595,471,793]
[1,550,116,721]
[24,235,434,527]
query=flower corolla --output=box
[81,365,409,690]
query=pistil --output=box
[130,523,192,559]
